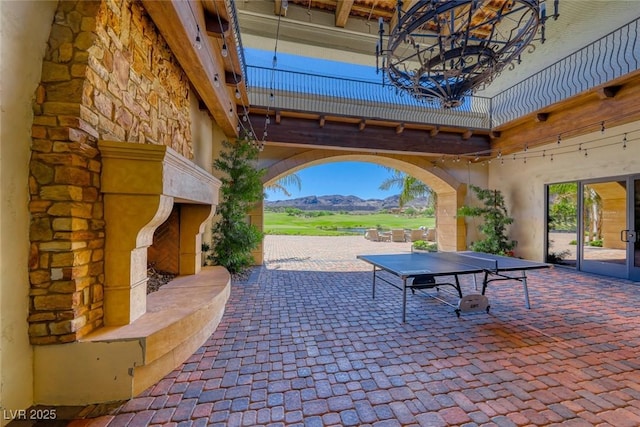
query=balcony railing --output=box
[245,17,640,130]
[247,66,493,130]
[492,17,640,126]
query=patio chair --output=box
[409,229,425,242]
[425,228,436,242]
[391,229,406,242]
[364,229,389,242]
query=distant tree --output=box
[266,173,302,197]
[548,183,578,230]
[378,169,434,209]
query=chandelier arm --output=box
[378,0,557,109]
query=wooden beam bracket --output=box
[225,71,243,85]
[597,85,622,99]
[536,112,549,122]
[204,11,230,37]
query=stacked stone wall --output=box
[28,0,193,344]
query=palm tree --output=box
[265,172,302,197]
[379,169,434,209]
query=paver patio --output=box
[73,235,640,426]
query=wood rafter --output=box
[142,0,238,136]
[248,112,491,156]
[335,0,354,27]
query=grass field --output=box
[264,211,436,236]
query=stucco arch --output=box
[252,149,467,263]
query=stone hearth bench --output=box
[34,266,230,405]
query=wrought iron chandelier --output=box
[376,0,559,108]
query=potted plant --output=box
[457,185,517,256]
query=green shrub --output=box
[457,185,517,255]
[589,240,603,247]
[412,240,437,251]
[210,139,265,274]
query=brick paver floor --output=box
[73,236,640,426]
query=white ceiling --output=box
[237,0,640,97]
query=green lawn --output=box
[264,211,435,236]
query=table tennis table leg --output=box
[521,271,531,309]
[402,277,407,323]
[372,266,376,299]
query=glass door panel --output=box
[546,183,578,267]
[631,178,640,280]
[580,180,628,278]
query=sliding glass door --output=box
[546,183,578,267]
[580,179,628,278]
[547,175,640,280]
[631,176,640,280]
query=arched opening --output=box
[252,150,468,264]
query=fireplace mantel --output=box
[99,140,221,325]
[99,140,219,204]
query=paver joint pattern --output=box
[73,236,640,426]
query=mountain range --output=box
[264,195,430,212]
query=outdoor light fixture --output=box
[376,0,559,108]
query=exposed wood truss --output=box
[248,112,491,156]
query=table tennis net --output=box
[436,252,500,272]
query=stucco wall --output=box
[488,121,640,261]
[0,0,58,420]
[190,90,214,174]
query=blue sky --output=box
[246,50,397,201]
[265,162,398,201]
[244,48,379,81]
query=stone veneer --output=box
[29,0,193,344]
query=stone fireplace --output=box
[98,140,219,325]
[34,140,231,404]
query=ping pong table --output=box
[357,251,550,322]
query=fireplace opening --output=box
[147,204,180,293]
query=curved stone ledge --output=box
[33,266,230,405]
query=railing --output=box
[225,0,247,81]
[246,66,493,130]
[245,17,640,130]
[492,17,640,126]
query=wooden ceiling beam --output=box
[142,0,238,137]
[202,0,247,103]
[335,0,354,27]
[274,0,288,16]
[249,114,490,155]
